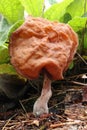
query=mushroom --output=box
[9,16,78,116]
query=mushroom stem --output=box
[33,74,52,116]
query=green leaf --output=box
[0,17,10,33]
[0,64,26,81]
[48,0,57,5]
[0,44,10,64]
[83,12,87,17]
[61,13,72,23]
[19,0,44,17]
[68,17,87,32]
[0,17,24,67]
[69,61,74,69]
[8,20,24,37]
[84,32,87,49]
[0,0,24,24]
[0,17,24,46]
[66,0,87,18]
[44,0,74,21]
[0,17,10,46]
[83,55,87,60]
[0,64,17,75]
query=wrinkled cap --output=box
[9,16,78,80]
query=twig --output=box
[21,96,38,103]
[50,120,84,128]
[76,52,87,65]
[19,100,29,118]
[69,81,87,86]
[49,100,65,110]
[65,73,87,80]
[2,113,17,130]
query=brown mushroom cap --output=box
[9,16,78,80]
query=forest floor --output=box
[0,61,87,130]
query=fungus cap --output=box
[9,16,78,80]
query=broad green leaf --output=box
[48,0,57,5]
[44,0,74,21]
[60,12,72,23]
[0,64,17,75]
[0,64,26,80]
[8,20,24,37]
[66,0,87,18]
[0,17,10,46]
[68,17,87,32]
[83,12,87,17]
[19,0,44,17]
[0,44,10,64]
[0,17,10,33]
[84,32,87,49]
[0,0,24,24]
[0,17,24,46]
